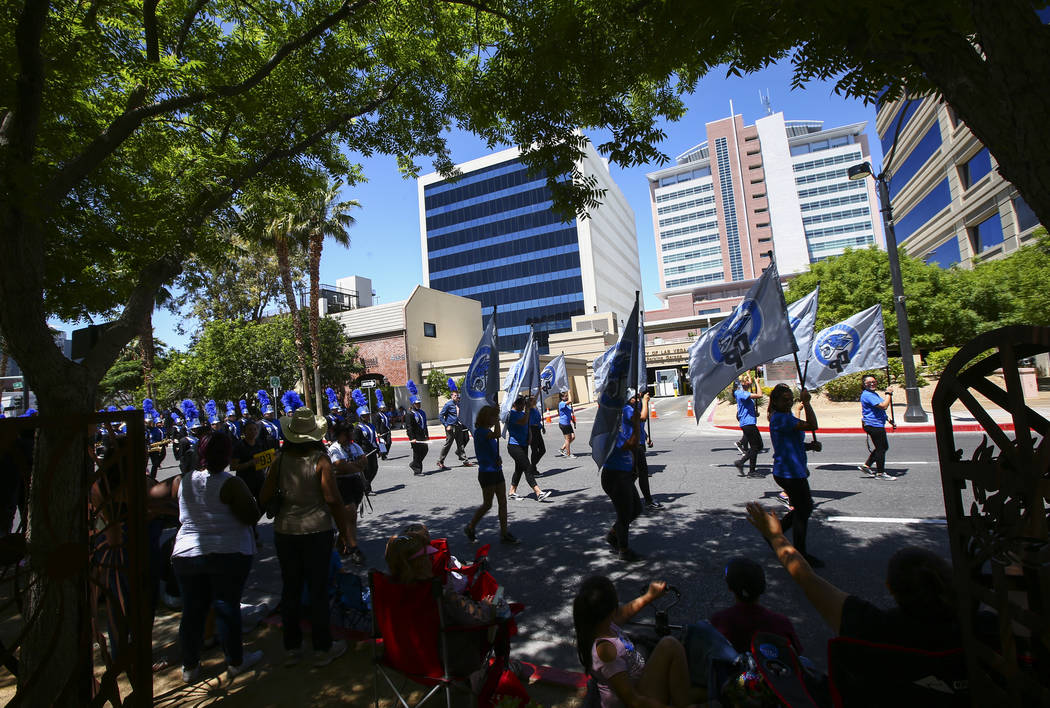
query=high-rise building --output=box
[644,111,883,333]
[875,95,1042,268]
[418,143,642,352]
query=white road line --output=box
[814,461,932,466]
[827,516,947,525]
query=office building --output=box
[875,95,1041,268]
[418,143,642,352]
[644,111,883,340]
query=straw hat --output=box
[279,407,328,443]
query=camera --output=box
[804,440,823,453]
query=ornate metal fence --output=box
[933,325,1050,706]
[0,411,151,705]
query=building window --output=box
[958,148,992,190]
[969,212,1005,253]
[895,178,952,242]
[1013,196,1040,232]
[423,322,437,338]
[925,237,961,269]
[886,124,942,199]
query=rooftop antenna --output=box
[760,89,773,116]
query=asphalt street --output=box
[155,396,991,675]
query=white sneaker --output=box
[858,464,875,477]
[536,490,552,501]
[508,492,522,500]
[313,639,347,667]
[228,649,263,677]
[182,665,201,683]
[555,450,566,457]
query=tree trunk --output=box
[139,312,155,399]
[274,236,312,404]
[308,233,324,412]
[1,351,8,378]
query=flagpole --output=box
[884,363,897,429]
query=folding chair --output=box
[827,636,969,708]
[370,570,503,708]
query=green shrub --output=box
[822,358,928,401]
[923,347,960,377]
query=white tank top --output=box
[173,469,256,557]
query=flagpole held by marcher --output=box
[884,363,897,429]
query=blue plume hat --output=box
[326,387,341,412]
[107,405,119,412]
[257,389,274,415]
[142,398,158,422]
[205,400,220,424]
[281,390,304,413]
[448,378,458,393]
[226,401,237,418]
[351,389,369,417]
[20,409,38,417]
[407,379,421,404]
[123,405,136,412]
[239,399,249,416]
[375,389,386,409]
[181,399,203,429]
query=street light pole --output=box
[874,173,929,423]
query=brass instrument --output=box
[149,438,173,452]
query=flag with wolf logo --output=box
[772,285,820,366]
[804,304,887,389]
[458,315,501,430]
[500,327,540,423]
[688,264,795,422]
[539,354,569,399]
[590,298,640,468]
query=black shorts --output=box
[559,424,574,435]
[478,468,505,488]
[336,473,365,506]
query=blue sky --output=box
[63,59,884,352]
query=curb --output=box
[712,422,1015,434]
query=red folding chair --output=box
[370,569,511,708]
[827,636,969,707]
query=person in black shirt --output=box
[231,420,276,501]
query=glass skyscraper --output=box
[419,145,641,353]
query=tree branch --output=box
[437,0,516,24]
[5,0,50,166]
[81,255,184,381]
[174,0,209,57]
[45,0,379,204]
[143,0,160,62]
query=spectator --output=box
[170,432,262,683]
[260,408,353,668]
[327,422,367,566]
[573,575,696,708]
[746,501,966,650]
[710,557,802,654]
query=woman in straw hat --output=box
[260,407,353,668]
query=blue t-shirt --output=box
[506,410,529,447]
[734,388,758,427]
[770,411,808,479]
[604,409,636,472]
[624,403,646,445]
[860,390,887,428]
[558,401,573,426]
[474,428,501,474]
[528,407,543,427]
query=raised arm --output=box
[746,502,847,632]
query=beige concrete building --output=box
[329,285,482,416]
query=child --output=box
[710,557,802,655]
[464,405,519,544]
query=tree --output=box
[784,245,981,351]
[155,314,362,403]
[426,369,452,400]
[267,205,315,406]
[487,0,1050,233]
[954,228,1050,332]
[284,180,358,411]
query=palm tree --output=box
[267,212,314,404]
[139,285,173,399]
[286,180,358,410]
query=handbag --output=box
[264,454,284,520]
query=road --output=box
[156,395,988,674]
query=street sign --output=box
[269,376,280,388]
[360,380,377,388]
[12,381,22,390]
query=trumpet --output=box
[149,439,173,452]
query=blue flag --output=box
[539,353,569,400]
[458,315,501,430]
[688,263,796,421]
[589,298,640,468]
[804,304,887,389]
[500,326,540,422]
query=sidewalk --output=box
[707,380,1050,434]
